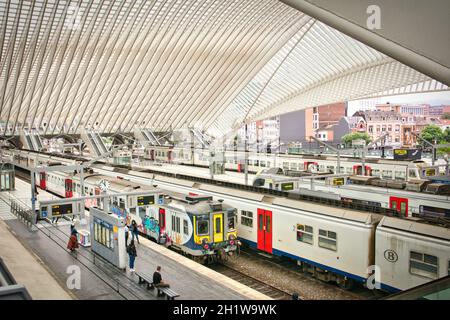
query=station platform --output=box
[0,220,73,300]
[0,177,270,300]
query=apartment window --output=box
[241,210,253,227]
[376,126,380,132]
[318,229,337,251]
[368,126,373,133]
[296,224,313,245]
[410,251,439,279]
[388,125,392,132]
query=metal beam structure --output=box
[0,1,447,139]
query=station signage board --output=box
[137,195,155,206]
[393,148,422,161]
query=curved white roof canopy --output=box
[0,0,447,138]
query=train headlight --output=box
[202,238,209,250]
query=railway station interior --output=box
[0,0,449,305]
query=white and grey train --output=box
[252,169,450,219]
[144,145,448,181]
[92,164,450,293]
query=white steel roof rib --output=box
[0,0,448,139]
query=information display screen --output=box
[332,178,345,186]
[137,195,155,206]
[51,203,73,216]
[281,182,294,191]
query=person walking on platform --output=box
[67,229,79,254]
[124,223,130,246]
[127,240,137,272]
[131,220,140,244]
[153,266,170,290]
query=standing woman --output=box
[131,220,140,244]
[124,223,130,246]
[127,240,137,272]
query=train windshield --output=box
[197,217,209,236]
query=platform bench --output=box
[157,287,180,300]
[136,272,154,290]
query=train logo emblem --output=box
[384,249,398,262]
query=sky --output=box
[347,91,450,116]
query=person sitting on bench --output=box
[153,266,170,289]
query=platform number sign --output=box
[384,249,398,262]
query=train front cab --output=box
[192,209,238,257]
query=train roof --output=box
[80,174,156,193]
[164,197,235,215]
[378,216,450,241]
[194,181,382,225]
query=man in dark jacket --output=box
[153,266,169,288]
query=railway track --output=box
[234,246,388,300]
[208,262,292,300]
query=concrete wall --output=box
[279,109,306,142]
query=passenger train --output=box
[6,148,450,292]
[144,145,448,181]
[252,169,450,218]
[36,169,238,261]
[91,164,450,293]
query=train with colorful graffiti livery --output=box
[36,170,239,261]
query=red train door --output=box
[390,197,408,217]
[257,209,273,253]
[353,165,372,176]
[39,172,46,190]
[65,179,73,198]
[159,208,166,233]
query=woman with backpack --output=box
[127,240,137,272]
[131,220,140,244]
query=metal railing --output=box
[0,193,36,231]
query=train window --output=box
[176,217,180,233]
[266,161,270,167]
[410,251,439,279]
[395,171,406,180]
[290,163,298,170]
[382,170,393,179]
[408,169,417,178]
[318,229,337,251]
[253,178,265,187]
[197,219,209,236]
[372,169,381,177]
[215,218,222,233]
[326,166,334,173]
[172,216,175,232]
[266,215,271,233]
[448,261,450,276]
[241,210,253,227]
[283,162,289,170]
[296,224,313,245]
[228,210,236,230]
[419,206,450,218]
[183,220,188,236]
[260,161,266,167]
